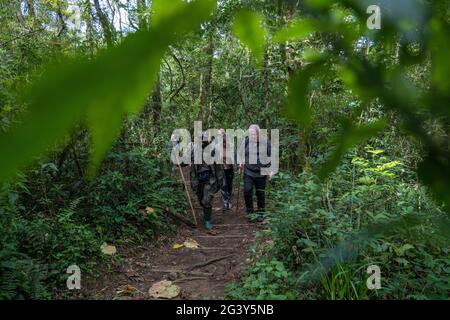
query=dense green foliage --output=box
[1,0,449,299]
[228,149,449,299]
[0,146,186,298]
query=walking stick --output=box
[175,154,198,226]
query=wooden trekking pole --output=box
[175,154,198,226]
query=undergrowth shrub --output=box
[0,148,187,299]
[228,147,449,300]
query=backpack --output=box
[198,170,211,183]
[197,163,212,183]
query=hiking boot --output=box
[203,207,212,229]
[257,214,265,222]
[203,207,212,220]
[205,220,213,230]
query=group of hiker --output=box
[171,124,273,230]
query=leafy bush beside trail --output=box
[0,149,186,299]
[228,147,449,300]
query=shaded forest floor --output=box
[82,168,263,299]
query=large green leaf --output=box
[418,154,450,209]
[0,0,216,181]
[232,9,267,64]
[273,18,327,43]
[430,15,450,95]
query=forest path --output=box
[84,167,262,299]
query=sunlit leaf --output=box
[394,244,414,255]
[116,284,136,296]
[183,238,200,249]
[148,280,180,299]
[100,242,117,255]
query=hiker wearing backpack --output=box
[190,131,224,230]
[238,124,273,222]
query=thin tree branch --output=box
[169,49,186,103]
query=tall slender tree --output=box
[199,33,214,122]
[93,0,115,47]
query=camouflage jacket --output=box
[190,161,224,194]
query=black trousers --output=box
[221,168,234,199]
[196,182,213,222]
[243,174,266,214]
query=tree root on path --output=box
[214,224,254,227]
[148,268,213,277]
[160,206,197,228]
[173,277,208,283]
[195,247,236,251]
[195,235,249,238]
[187,254,235,271]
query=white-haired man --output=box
[238,124,273,222]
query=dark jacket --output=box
[241,137,271,178]
[190,145,224,193]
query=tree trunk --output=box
[93,0,115,47]
[85,1,96,56]
[199,34,213,121]
[27,0,36,18]
[278,0,296,84]
[56,3,67,38]
[263,46,270,129]
[26,0,40,28]
[152,73,162,127]
[279,0,306,172]
[137,0,148,30]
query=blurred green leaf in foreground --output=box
[0,0,216,182]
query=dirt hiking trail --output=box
[83,167,263,299]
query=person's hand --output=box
[238,165,243,175]
[268,171,274,181]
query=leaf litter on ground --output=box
[148,280,180,299]
[172,238,201,250]
[100,242,117,255]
